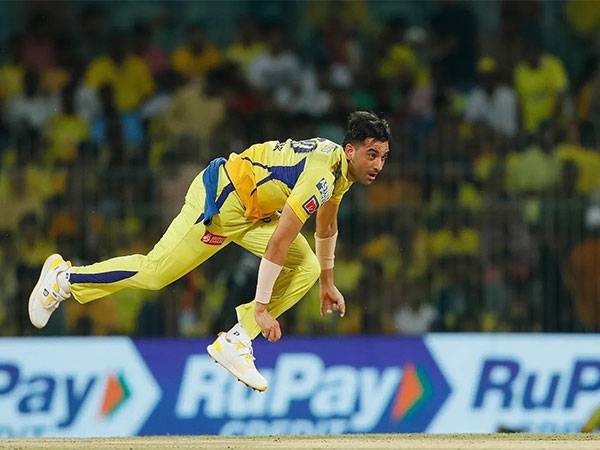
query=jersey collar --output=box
[333,145,352,188]
[340,147,350,183]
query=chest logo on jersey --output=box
[316,178,329,203]
[201,231,227,245]
[302,195,319,215]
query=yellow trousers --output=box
[69,166,320,339]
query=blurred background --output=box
[2,0,600,340]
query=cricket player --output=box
[29,111,391,391]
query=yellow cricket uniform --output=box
[69,138,353,339]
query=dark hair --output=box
[342,111,392,148]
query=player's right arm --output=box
[254,148,338,340]
[254,203,304,342]
[264,203,304,266]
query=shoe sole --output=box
[206,343,268,392]
[28,254,62,329]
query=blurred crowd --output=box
[3,0,600,337]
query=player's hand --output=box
[254,303,282,342]
[320,284,346,318]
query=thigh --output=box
[145,172,247,279]
[144,202,229,279]
[233,218,315,269]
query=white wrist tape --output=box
[255,257,283,304]
[315,232,337,270]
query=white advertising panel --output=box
[426,334,600,433]
[0,337,161,437]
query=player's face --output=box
[345,138,389,185]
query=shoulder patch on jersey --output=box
[291,139,319,153]
[320,141,337,154]
[302,195,319,215]
[316,177,330,203]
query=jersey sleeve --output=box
[287,163,336,223]
[329,178,352,204]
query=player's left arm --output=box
[316,200,345,318]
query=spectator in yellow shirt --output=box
[162,65,228,163]
[85,31,155,112]
[556,121,600,194]
[564,0,600,39]
[225,17,266,76]
[45,82,90,164]
[171,24,223,80]
[504,123,560,195]
[514,40,569,133]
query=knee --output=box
[140,258,167,290]
[145,277,166,291]
[305,253,321,283]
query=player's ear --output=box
[344,143,355,160]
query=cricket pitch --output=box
[0,433,599,450]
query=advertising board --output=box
[1,335,598,436]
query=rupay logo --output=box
[174,352,443,435]
[425,335,600,433]
[474,359,600,411]
[0,338,160,437]
[99,372,131,419]
[389,362,433,422]
[0,362,96,430]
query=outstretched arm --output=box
[264,203,304,265]
[254,203,303,342]
[315,201,345,318]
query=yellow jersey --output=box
[225,138,353,222]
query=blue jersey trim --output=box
[270,159,306,189]
[70,271,137,284]
[242,156,270,170]
[248,157,307,194]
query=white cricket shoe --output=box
[207,332,268,392]
[29,254,71,329]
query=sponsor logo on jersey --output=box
[302,195,319,215]
[201,231,227,245]
[316,178,329,203]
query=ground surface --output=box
[0,434,599,450]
